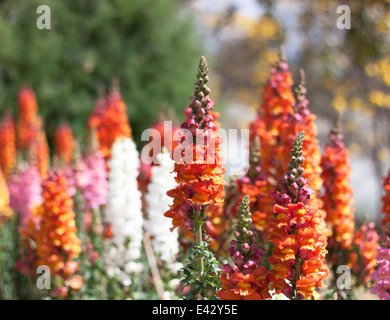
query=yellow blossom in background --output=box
[369,90,384,107]
[248,16,279,42]
[365,57,390,87]
[252,48,279,86]
[378,147,390,163]
[348,143,362,156]
[349,97,364,112]
[332,95,348,113]
[0,169,13,227]
[345,119,355,133]
[365,63,377,77]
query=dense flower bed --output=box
[0,55,387,300]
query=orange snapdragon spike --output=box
[277,71,323,196]
[0,113,16,178]
[249,58,324,234]
[18,87,38,123]
[54,122,75,164]
[250,52,295,177]
[165,149,225,232]
[267,132,329,299]
[20,172,82,281]
[88,86,131,161]
[33,129,50,179]
[321,124,355,251]
[16,87,42,151]
[15,86,49,178]
[0,168,13,227]
[180,99,227,253]
[165,57,225,234]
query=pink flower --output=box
[81,149,108,210]
[7,165,42,226]
[60,149,107,211]
[63,166,78,197]
[370,236,390,300]
[51,286,69,299]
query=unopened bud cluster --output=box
[182,56,215,133]
[228,195,264,274]
[277,131,314,205]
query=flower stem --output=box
[143,231,165,300]
[292,257,302,300]
[194,209,205,299]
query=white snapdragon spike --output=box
[104,137,143,286]
[145,152,180,270]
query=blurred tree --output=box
[215,11,285,108]
[0,0,202,145]
[210,7,285,109]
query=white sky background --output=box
[187,0,382,222]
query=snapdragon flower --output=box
[7,164,42,226]
[82,149,108,210]
[370,235,390,300]
[0,113,16,178]
[104,137,143,285]
[145,151,179,267]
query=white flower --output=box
[104,137,143,284]
[270,288,290,300]
[272,293,290,300]
[144,152,179,270]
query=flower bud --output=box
[242,243,250,253]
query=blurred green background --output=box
[0,0,202,142]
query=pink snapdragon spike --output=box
[81,149,108,210]
[61,158,90,198]
[59,147,107,211]
[7,165,42,226]
[370,167,390,300]
[370,235,390,300]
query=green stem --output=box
[293,258,302,300]
[27,276,35,300]
[194,209,204,299]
